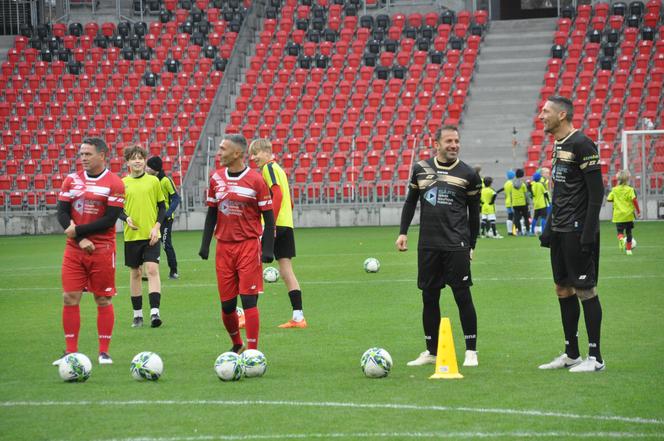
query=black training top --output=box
[407,157,482,250]
[550,130,602,232]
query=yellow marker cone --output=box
[429,317,463,379]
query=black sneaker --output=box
[230,344,246,354]
[132,316,144,328]
[151,313,162,328]
[141,276,148,281]
[169,273,180,280]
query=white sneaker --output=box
[52,353,68,366]
[406,350,436,366]
[492,234,504,239]
[98,352,113,365]
[538,353,582,370]
[569,356,605,372]
[462,350,478,367]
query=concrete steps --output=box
[460,18,556,181]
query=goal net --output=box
[620,129,664,219]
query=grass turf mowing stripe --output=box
[3,400,663,426]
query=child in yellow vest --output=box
[607,170,641,255]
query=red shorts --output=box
[215,239,263,301]
[62,244,117,296]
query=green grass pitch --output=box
[1,221,663,440]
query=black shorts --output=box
[274,226,296,260]
[533,208,548,219]
[124,240,161,268]
[550,231,599,289]
[615,222,634,232]
[417,248,472,290]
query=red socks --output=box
[63,305,80,353]
[97,304,114,354]
[244,307,260,350]
[222,310,243,346]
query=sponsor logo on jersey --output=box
[424,187,437,206]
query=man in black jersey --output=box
[538,96,605,372]
[396,125,482,368]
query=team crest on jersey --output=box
[424,187,437,206]
[73,198,85,214]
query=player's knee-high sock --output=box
[582,296,603,362]
[244,307,260,349]
[131,296,143,317]
[148,291,161,316]
[288,290,304,321]
[480,219,487,235]
[221,299,243,346]
[506,212,513,235]
[97,304,114,354]
[490,220,497,236]
[422,289,441,355]
[452,287,477,351]
[558,296,580,359]
[63,305,80,353]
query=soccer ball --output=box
[240,349,267,378]
[58,353,92,382]
[214,352,243,381]
[130,351,163,381]
[363,257,380,273]
[360,347,392,378]
[621,237,637,248]
[263,266,280,283]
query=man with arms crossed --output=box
[396,125,482,368]
[538,96,605,372]
[54,137,125,365]
[199,134,275,352]
[249,138,307,328]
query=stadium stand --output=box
[1,0,248,209]
[223,3,489,203]
[528,0,663,193]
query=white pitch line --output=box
[1,274,663,293]
[78,431,664,441]
[2,399,662,426]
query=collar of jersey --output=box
[84,169,109,180]
[225,167,250,180]
[433,157,459,170]
[555,128,577,144]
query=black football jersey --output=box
[550,130,602,232]
[409,158,482,250]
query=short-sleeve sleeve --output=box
[57,174,74,202]
[108,177,125,208]
[466,171,482,199]
[607,188,615,201]
[255,175,273,212]
[576,137,601,173]
[629,187,636,199]
[264,163,278,187]
[154,178,165,203]
[163,177,176,196]
[206,175,218,208]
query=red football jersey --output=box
[58,169,125,248]
[207,167,272,242]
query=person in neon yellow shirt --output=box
[529,171,550,235]
[504,170,515,235]
[120,145,166,328]
[480,176,503,238]
[607,170,641,255]
[249,139,307,328]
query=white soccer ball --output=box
[130,351,164,381]
[263,266,280,283]
[621,237,637,248]
[361,347,393,378]
[214,352,243,381]
[58,353,92,382]
[240,349,267,378]
[363,257,380,273]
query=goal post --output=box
[620,129,664,220]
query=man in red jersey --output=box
[53,137,125,366]
[199,134,275,353]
